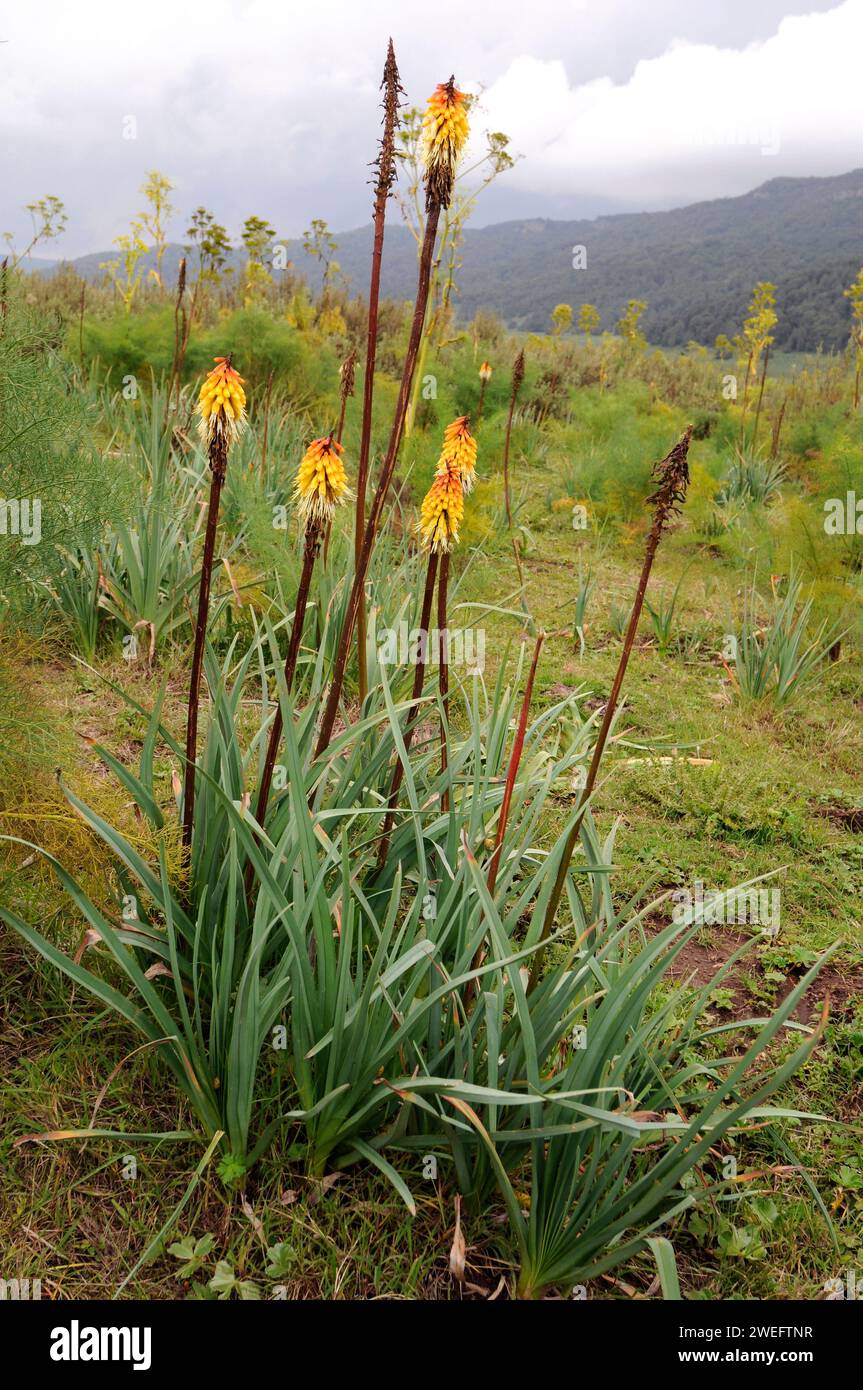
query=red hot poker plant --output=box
[182,356,246,861]
[254,435,351,835]
[315,75,470,761]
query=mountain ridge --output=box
[25,167,863,351]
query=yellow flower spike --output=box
[294,435,351,528]
[419,461,464,553]
[422,78,469,208]
[197,355,247,446]
[439,414,478,495]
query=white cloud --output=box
[0,0,857,253]
[480,2,863,207]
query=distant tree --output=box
[241,215,277,305]
[616,299,647,351]
[844,267,863,410]
[185,207,233,315]
[302,218,346,334]
[101,223,148,313]
[739,281,777,441]
[577,303,600,341]
[553,301,572,336]
[302,218,340,300]
[551,303,573,337]
[3,195,68,268]
[186,207,232,282]
[139,171,175,290]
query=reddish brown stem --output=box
[376,547,439,869]
[324,356,355,567]
[182,430,228,864]
[503,351,524,531]
[752,343,770,449]
[168,258,188,416]
[770,396,787,459]
[314,200,443,761]
[468,629,544,1000]
[254,519,322,834]
[738,350,753,445]
[438,550,450,812]
[486,631,544,896]
[356,42,402,709]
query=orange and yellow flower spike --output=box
[419,461,464,553]
[197,356,247,445]
[422,78,469,208]
[294,435,350,528]
[479,361,492,382]
[439,414,478,495]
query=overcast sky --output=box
[2,0,861,258]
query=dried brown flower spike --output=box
[527,424,693,991]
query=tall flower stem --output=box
[486,630,544,896]
[314,202,442,760]
[324,349,357,567]
[167,257,187,415]
[738,350,754,445]
[181,355,246,872]
[253,517,323,835]
[315,74,468,761]
[182,431,228,860]
[504,350,525,585]
[250,435,348,862]
[752,342,770,449]
[437,550,450,810]
[356,40,403,708]
[526,426,693,993]
[375,547,439,870]
[771,395,787,459]
[467,629,544,1001]
[503,349,524,532]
